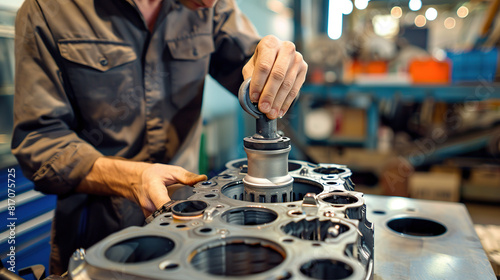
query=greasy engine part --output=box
[68,79,374,280]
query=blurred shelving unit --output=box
[293,82,500,204]
[299,83,500,156]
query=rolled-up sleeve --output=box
[209,0,261,94]
[11,1,102,195]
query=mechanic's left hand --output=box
[242,35,308,119]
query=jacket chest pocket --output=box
[166,33,214,109]
[58,39,141,125]
[59,39,137,72]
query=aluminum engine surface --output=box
[69,159,374,280]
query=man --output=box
[12,0,307,274]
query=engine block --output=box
[68,159,374,280]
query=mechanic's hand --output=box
[242,35,308,119]
[134,164,207,216]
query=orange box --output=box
[349,60,388,75]
[409,59,451,84]
[345,60,389,83]
[365,61,388,74]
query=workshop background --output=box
[1,0,499,278]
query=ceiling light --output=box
[425,7,438,21]
[391,6,403,19]
[328,0,343,40]
[415,14,426,27]
[373,15,400,38]
[354,0,369,10]
[457,6,469,18]
[341,0,354,15]
[444,17,456,29]
[409,0,422,12]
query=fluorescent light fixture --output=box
[425,7,438,21]
[342,0,354,15]
[354,0,369,10]
[328,0,353,40]
[328,1,343,40]
[409,0,422,12]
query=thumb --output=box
[177,171,208,186]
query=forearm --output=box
[76,157,149,202]
[76,157,207,216]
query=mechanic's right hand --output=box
[133,164,207,217]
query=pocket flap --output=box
[58,39,137,72]
[167,34,214,60]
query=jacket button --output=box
[99,58,108,66]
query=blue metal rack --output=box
[296,83,500,167]
[299,83,500,149]
[301,83,500,102]
[0,166,56,278]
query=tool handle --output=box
[238,78,261,119]
[238,78,279,139]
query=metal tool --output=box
[238,78,294,203]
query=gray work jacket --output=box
[12,0,259,273]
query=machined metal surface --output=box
[365,195,496,280]
[66,162,496,280]
[68,159,374,280]
[243,146,294,203]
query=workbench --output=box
[365,194,496,279]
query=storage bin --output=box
[447,48,498,83]
[408,59,451,84]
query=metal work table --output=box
[364,195,496,280]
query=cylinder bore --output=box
[282,219,350,241]
[300,259,354,280]
[319,193,358,205]
[221,207,278,226]
[313,167,346,175]
[105,236,175,263]
[221,181,245,201]
[190,238,285,276]
[387,217,447,237]
[288,162,302,172]
[292,178,324,201]
[172,200,208,217]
